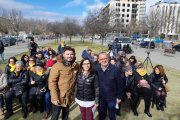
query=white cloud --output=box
[80,0,105,20]
[0,0,43,10]
[64,0,87,7]
[87,0,105,11]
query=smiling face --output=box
[35,66,43,73]
[9,59,15,65]
[155,67,160,74]
[15,64,22,72]
[82,60,91,72]
[63,50,74,62]
[99,53,109,67]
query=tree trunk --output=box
[70,36,72,46]
[16,32,19,46]
[60,34,61,42]
[101,37,104,52]
[91,34,94,46]
[56,34,58,44]
[83,35,85,43]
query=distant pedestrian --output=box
[0,40,5,64]
[28,38,38,57]
[57,40,66,55]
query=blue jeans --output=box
[0,52,4,63]
[99,98,116,120]
[44,92,51,113]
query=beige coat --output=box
[0,73,7,94]
[48,57,79,107]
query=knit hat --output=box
[36,62,45,68]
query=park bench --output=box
[164,49,175,54]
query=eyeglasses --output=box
[99,58,108,61]
[10,61,14,62]
[82,63,90,66]
[29,60,34,61]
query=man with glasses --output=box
[96,52,124,120]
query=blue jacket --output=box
[96,64,124,102]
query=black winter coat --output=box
[124,73,136,93]
[5,65,14,80]
[76,73,99,104]
[150,73,168,90]
[0,41,4,53]
[134,71,151,87]
[7,70,29,90]
[29,71,48,89]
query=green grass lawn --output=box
[0,39,180,120]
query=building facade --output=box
[104,0,146,28]
[150,1,180,37]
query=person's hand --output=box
[162,80,166,84]
[31,80,35,85]
[140,80,148,84]
[158,87,162,91]
[53,100,60,106]
[116,98,121,104]
[40,87,46,92]
[126,92,131,99]
[94,104,99,108]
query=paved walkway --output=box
[4,39,55,59]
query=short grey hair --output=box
[15,60,24,67]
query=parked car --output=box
[110,37,132,54]
[139,41,155,49]
[173,44,180,52]
[1,37,16,47]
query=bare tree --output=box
[8,9,24,45]
[145,8,162,38]
[0,8,11,38]
[84,10,99,45]
[126,18,137,37]
[47,21,63,44]
[62,18,80,46]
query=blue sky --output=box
[0,0,176,21]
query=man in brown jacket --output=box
[49,46,79,120]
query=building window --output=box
[122,14,124,17]
[127,14,129,17]
[123,3,125,7]
[127,4,130,7]
[132,0,134,2]
[122,19,124,22]
[127,9,130,12]
[122,9,125,12]
[118,3,120,6]
[126,20,129,22]
[116,3,117,6]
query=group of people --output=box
[0,40,169,120]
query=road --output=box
[3,39,55,59]
[131,46,180,70]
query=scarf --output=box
[29,63,35,71]
[136,69,147,77]
[36,71,43,77]
[9,64,16,72]
[61,43,65,48]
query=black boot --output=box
[4,112,13,119]
[133,110,138,116]
[144,110,152,117]
[116,109,121,116]
[22,110,27,119]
